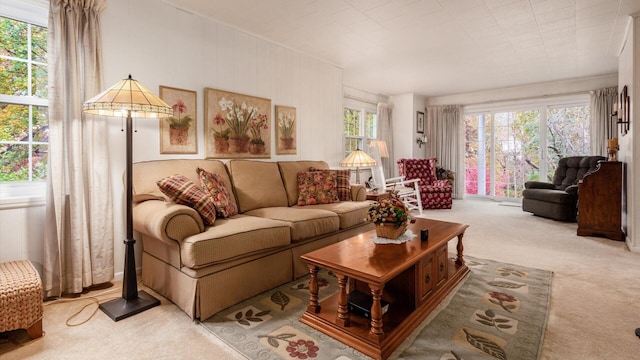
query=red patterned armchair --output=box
[397,158,453,209]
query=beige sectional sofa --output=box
[131,159,373,320]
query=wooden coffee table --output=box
[300,218,469,360]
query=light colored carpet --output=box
[200,256,551,360]
[2,198,639,359]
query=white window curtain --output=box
[376,103,394,177]
[590,87,618,156]
[425,105,464,199]
[44,0,113,297]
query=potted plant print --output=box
[249,114,268,155]
[278,110,295,150]
[212,113,230,153]
[166,100,193,145]
[218,97,259,153]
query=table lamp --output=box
[82,75,173,321]
[340,148,377,184]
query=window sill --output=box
[0,182,46,209]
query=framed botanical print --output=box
[159,86,197,154]
[275,105,297,155]
[204,87,271,159]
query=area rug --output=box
[200,256,552,360]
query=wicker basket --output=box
[374,222,408,239]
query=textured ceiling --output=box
[168,0,640,97]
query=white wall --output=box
[389,93,426,175]
[618,14,639,252]
[99,0,345,276]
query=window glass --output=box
[0,15,48,183]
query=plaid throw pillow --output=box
[297,171,340,206]
[197,167,238,218]
[309,168,351,201]
[156,174,217,225]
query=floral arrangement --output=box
[278,111,295,139]
[367,192,410,228]
[212,113,230,139]
[218,97,265,138]
[249,114,269,145]
[166,100,193,128]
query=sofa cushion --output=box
[310,168,351,201]
[296,201,371,229]
[156,175,217,225]
[181,214,291,268]
[197,167,238,218]
[227,160,288,213]
[278,161,330,206]
[244,207,339,242]
[521,188,576,204]
[297,171,340,206]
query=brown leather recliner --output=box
[522,156,605,222]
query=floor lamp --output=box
[82,75,173,321]
[340,148,377,184]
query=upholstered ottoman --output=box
[0,260,43,339]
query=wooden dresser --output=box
[577,161,624,241]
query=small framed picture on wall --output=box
[416,111,425,134]
[159,86,198,154]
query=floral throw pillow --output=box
[309,168,351,201]
[197,167,239,218]
[156,174,217,225]
[297,171,340,206]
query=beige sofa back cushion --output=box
[277,161,330,206]
[227,160,288,212]
[133,159,233,200]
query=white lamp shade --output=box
[82,75,173,118]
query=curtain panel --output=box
[425,105,464,199]
[590,87,618,156]
[44,0,113,297]
[376,103,394,178]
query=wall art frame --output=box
[204,87,271,159]
[159,86,197,154]
[275,105,297,155]
[416,111,425,134]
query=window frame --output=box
[0,0,48,202]
[463,94,590,201]
[343,98,377,158]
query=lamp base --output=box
[99,290,160,322]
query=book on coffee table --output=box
[348,290,389,319]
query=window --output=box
[343,103,376,158]
[464,97,590,199]
[0,14,48,184]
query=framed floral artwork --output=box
[204,88,271,159]
[159,86,197,154]
[275,105,296,155]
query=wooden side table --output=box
[366,192,390,201]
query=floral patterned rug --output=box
[200,256,551,360]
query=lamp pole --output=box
[98,110,160,321]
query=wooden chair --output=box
[385,176,423,215]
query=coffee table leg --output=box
[307,265,321,313]
[456,232,465,266]
[336,273,350,327]
[368,284,385,342]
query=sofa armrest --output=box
[565,185,579,196]
[524,181,556,190]
[350,184,367,201]
[432,179,451,187]
[133,200,205,245]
